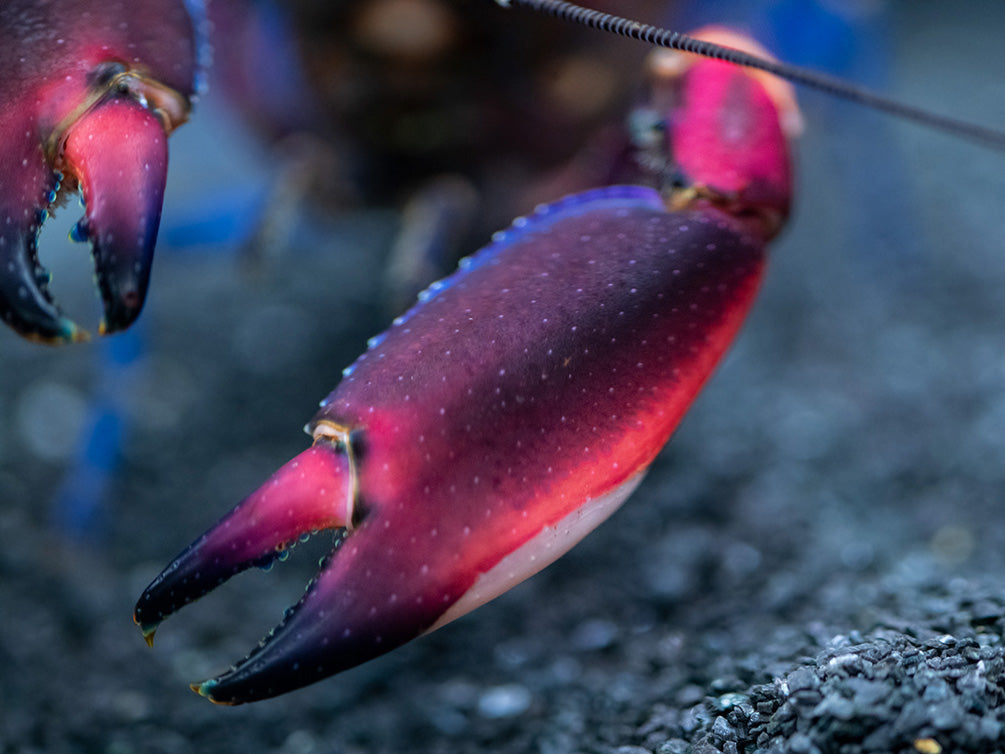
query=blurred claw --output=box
[0,130,84,342]
[0,0,203,343]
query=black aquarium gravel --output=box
[2,2,1005,752]
[681,591,1005,754]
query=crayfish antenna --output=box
[498,0,1005,152]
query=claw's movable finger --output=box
[60,96,170,335]
[133,445,354,643]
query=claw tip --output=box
[68,323,91,344]
[190,679,233,705]
[135,615,158,647]
[24,317,90,345]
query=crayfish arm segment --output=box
[645,27,799,239]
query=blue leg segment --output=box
[50,327,144,541]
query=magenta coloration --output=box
[0,0,202,342]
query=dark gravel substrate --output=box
[2,2,1004,753]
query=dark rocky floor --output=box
[2,2,1005,753]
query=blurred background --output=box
[1,1,1004,751]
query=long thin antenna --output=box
[497,0,1005,152]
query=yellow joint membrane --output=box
[43,67,191,166]
[311,420,360,532]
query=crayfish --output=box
[3,0,1003,708]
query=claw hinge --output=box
[311,420,360,531]
[44,64,191,167]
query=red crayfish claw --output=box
[134,435,395,705]
[133,24,801,706]
[0,0,201,343]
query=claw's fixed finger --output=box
[60,96,170,335]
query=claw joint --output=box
[311,420,360,531]
[44,65,191,167]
